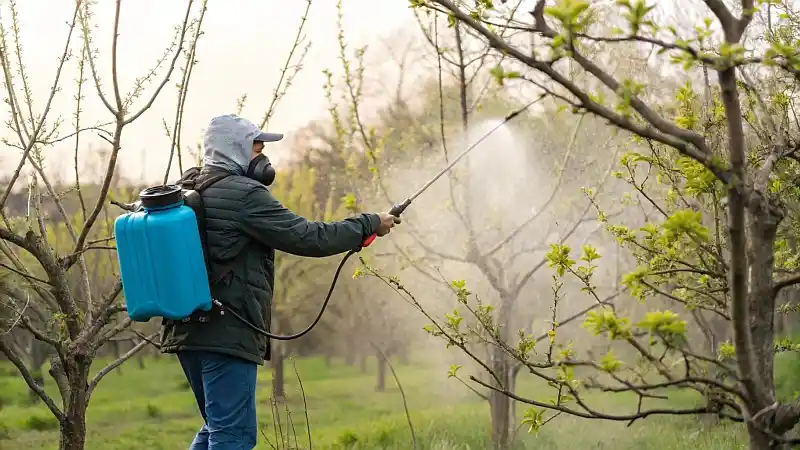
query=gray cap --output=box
[255,131,283,142]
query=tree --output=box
[0,0,312,448]
[385,0,800,448]
[0,2,203,448]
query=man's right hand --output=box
[376,212,401,236]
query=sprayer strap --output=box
[188,170,238,286]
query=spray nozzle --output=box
[504,94,547,122]
[504,109,522,121]
[389,198,412,217]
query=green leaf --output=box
[521,408,546,433]
[447,364,463,378]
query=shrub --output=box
[24,414,58,431]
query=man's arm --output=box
[240,185,381,257]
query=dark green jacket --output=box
[159,168,380,365]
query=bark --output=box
[716,62,784,449]
[29,372,45,405]
[745,206,782,450]
[488,296,517,450]
[28,340,50,404]
[59,404,87,450]
[489,345,513,450]
[58,353,92,450]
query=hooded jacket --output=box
[159,114,381,364]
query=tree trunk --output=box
[488,294,518,450]
[745,209,782,450]
[359,352,368,373]
[58,353,91,450]
[272,346,285,400]
[489,345,513,450]
[375,350,386,392]
[344,340,356,366]
[59,405,87,450]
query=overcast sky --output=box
[0,0,416,185]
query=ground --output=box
[0,352,779,449]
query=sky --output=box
[0,0,417,186]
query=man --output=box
[159,114,399,450]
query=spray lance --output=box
[217,94,545,340]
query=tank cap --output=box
[139,184,183,209]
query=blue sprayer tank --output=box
[114,184,212,322]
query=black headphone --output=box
[246,153,276,186]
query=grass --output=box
[0,352,773,449]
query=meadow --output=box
[3,349,791,450]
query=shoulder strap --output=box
[178,168,237,286]
[175,167,202,190]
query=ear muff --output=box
[246,153,276,186]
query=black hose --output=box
[213,249,357,341]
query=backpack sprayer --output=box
[114,95,543,341]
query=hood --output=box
[202,114,262,175]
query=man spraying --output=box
[159,114,399,449]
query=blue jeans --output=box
[177,351,258,450]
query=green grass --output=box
[0,354,754,449]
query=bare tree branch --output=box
[86,333,158,399]
[0,338,63,420]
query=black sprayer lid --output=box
[139,184,183,209]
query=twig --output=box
[86,332,158,398]
[70,0,196,267]
[0,261,52,285]
[370,342,417,449]
[0,338,63,420]
[259,0,313,130]
[0,0,82,210]
[164,0,208,182]
[0,289,28,336]
[291,357,313,450]
[468,374,715,422]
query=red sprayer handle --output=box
[360,200,411,248]
[362,233,377,247]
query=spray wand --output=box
[216,94,545,340]
[360,94,544,247]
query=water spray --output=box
[218,94,547,340]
